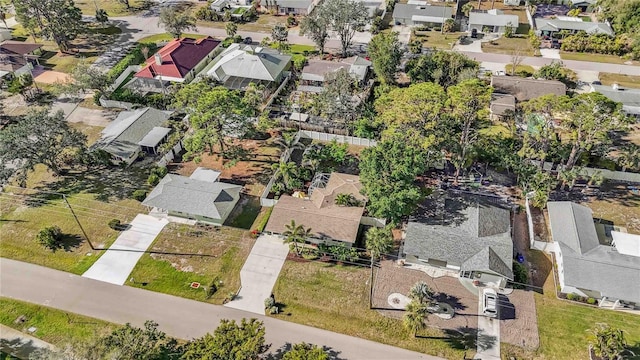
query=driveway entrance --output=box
[83,214,168,285]
[225,234,289,314]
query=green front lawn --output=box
[413,31,464,50]
[481,36,534,56]
[560,51,639,65]
[127,224,254,304]
[0,298,116,346]
[599,73,640,89]
[136,33,207,44]
[532,251,640,359]
[271,261,467,359]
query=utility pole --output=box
[62,195,96,250]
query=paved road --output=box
[0,259,438,360]
[226,234,289,314]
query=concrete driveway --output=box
[476,292,501,360]
[82,214,168,285]
[225,234,289,314]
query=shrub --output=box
[587,297,597,305]
[132,189,147,201]
[206,279,218,299]
[37,226,62,251]
[107,43,158,82]
[269,306,279,314]
[566,293,576,301]
[292,54,307,70]
[147,174,160,186]
[108,219,121,230]
[93,90,103,105]
[286,15,297,27]
[150,166,168,178]
[512,261,528,289]
[264,296,275,309]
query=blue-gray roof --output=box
[547,201,640,303]
[404,198,513,279]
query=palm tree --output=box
[403,300,428,338]
[365,226,393,261]
[409,281,435,306]
[283,220,312,256]
[589,323,633,360]
[615,144,640,172]
[558,167,580,191]
[461,3,474,17]
[271,161,299,191]
[274,132,304,158]
[335,193,357,207]
[584,170,604,193]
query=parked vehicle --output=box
[482,288,499,318]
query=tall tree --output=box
[374,82,447,147]
[225,21,238,37]
[299,13,329,54]
[158,6,197,38]
[100,321,179,359]
[368,31,402,85]
[446,79,492,183]
[316,0,368,57]
[359,135,435,223]
[0,109,86,185]
[461,2,474,17]
[365,226,393,261]
[173,83,252,160]
[62,57,110,94]
[316,68,360,132]
[282,220,312,256]
[534,61,577,88]
[271,161,301,192]
[271,23,289,51]
[182,319,268,360]
[14,0,84,52]
[282,343,329,360]
[404,50,479,88]
[519,94,563,170]
[558,92,629,170]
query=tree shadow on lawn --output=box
[265,342,347,360]
[0,338,52,360]
[49,234,84,252]
[416,327,497,352]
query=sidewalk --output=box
[0,324,55,359]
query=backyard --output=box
[271,260,468,359]
[0,298,117,347]
[0,164,148,275]
[126,223,254,304]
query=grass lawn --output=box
[271,261,467,359]
[127,224,254,304]
[69,122,105,146]
[0,298,117,346]
[560,51,639,65]
[481,36,534,56]
[74,0,149,16]
[136,33,207,44]
[413,31,464,50]
[599,73,640,89]
[531,251,640,359]
[505,63,535,76]
[0,164,148,274]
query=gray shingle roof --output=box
[96,108,172,160]
[142,174,242,221]
[207,43,291,83]
[469,11,519,27]
[491,76,567,101]
[534,18,613,35]
[547,201,640,303]
[403,198,513,279]
[392,4,452,21]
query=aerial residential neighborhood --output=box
[0,0,639,359]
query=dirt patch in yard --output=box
[170,138,280,197]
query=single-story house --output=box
[205,43,291,90]
[468,9,519,34]
[535,17,614,37]
[490,93,516,120]
[264,172,367,245]
[392,4,453,27]
[143,167,242,225]
[211,0,251,12]
[94,107,172,165]
[590,83,640,119]
[403,197,514,288]
[570,0,596,12]
[0,41,43,79]
[266,0,316,15]
[298,56,371,93]
[547,201,640,309]
[134,37,222,84]
[490,76,567,102]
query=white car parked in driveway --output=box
[482,288,499,318]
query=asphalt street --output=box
[0,258,439,360]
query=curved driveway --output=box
[0,258,439,360]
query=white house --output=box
[468,9,519,34]
[547,202,640,309]
[392,4,453,26]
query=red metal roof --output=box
[135,37,221,80]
